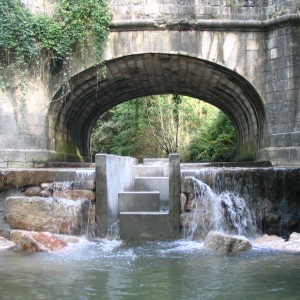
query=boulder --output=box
[5,196,91,235]
[0,237,16,251]
[204,231,252,253]
[24,186,42,197]
[18,231,67,252]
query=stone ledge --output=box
[110,14,300,32]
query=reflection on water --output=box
[0,239,300,300]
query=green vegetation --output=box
[91,95,237,162]
[0,0,111,91]
[186,110,237,162]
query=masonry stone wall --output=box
[0,0,299,167]
[108,0,298,21]
[257,25,300,165]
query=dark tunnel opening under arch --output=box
[49,53,266,162]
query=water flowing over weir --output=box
[1,167,97,239]
[2,164,300,299]
[180,176,257,240]
[181,166,300,239]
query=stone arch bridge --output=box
[0,0,299,167]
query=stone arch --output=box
[49,53,266,161]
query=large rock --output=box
[204,231,252,253]
[5,196,91,235]
[24,186,42,196]
[18,231,67,252]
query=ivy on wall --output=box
[0,0,111,92]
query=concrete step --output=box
[143,158,169,166]
[143,158,169,176]
[134,177,169,201]
[132,165,164,177]
[118,191,160,212]
[119,212,170,240]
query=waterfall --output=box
[181,176,257,240]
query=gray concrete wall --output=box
[168,154,181,238]
[95,154,138,238]
[119,154,181,240]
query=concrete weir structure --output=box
[0,0,299,167]
[95,154,180,240]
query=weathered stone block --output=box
[5,196,90,235]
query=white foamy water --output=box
[182,176,257,240]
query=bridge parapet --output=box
[108,0,299,22]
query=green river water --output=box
[0,239,299,300]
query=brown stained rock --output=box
[2,170,57,188]
[1,170,95,190]
[53,190,95,201]
[0,237,16,250]
[11,230,28,244]
[19,231,67,252]
[24,186,42,197]
[6,197,90,235]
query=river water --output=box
[1,239,300,300]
